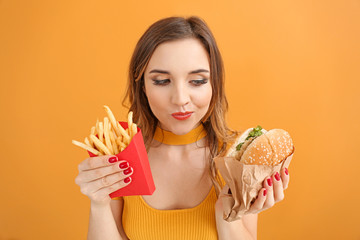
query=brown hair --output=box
[122,16,238,197]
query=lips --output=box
[172,111,193,116]
[171,111,193,120]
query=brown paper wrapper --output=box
[214,151,294,222]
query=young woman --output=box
[75,16,290,240]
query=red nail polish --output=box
[275,172,280,181]
[108,156,118,163]
[124,177,131,183]
[123,167,133,175]
[285,168,289,175]
[263,189,267,196]
[267,178,272,186]
[119,162,129,169]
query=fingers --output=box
[83,174,133,203]
[265,169,289,205]
[281,167,290,190]
[76,160,129,183]
[248,176,274,214]
[248,188,267,214]
[215,184,230,213]
[219,184,230,196]
[272,172,284,203]
[81,164,134,196]
[248,168,290,214]
[263,176,275,209]
[75,154,134,202]
[93,176,132,200]
[78,155,118,171]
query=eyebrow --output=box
[149,69,210,74]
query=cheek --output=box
[192,86,212,108]
[145,87,167,111]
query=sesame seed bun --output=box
[226,128,294,166]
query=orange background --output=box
[1,0,359,239]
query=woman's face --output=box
[143,38,212,135]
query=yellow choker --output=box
[153,124,207,145]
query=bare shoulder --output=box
[110,197,129,240]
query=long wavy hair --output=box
[122,16,238,197]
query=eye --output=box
[152,79,170,86]
[191,79,208,86]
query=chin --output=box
[173,121,201,135]
[159,119,196,135]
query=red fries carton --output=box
[88,122,156,198]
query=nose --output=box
[170,83,190,107]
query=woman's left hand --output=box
[247,167,290,214]
[214,168,290,239]
[215,167,290,217]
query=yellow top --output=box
[117,124,228,240]
[122,184,220,240]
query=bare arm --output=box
[110,198,130,240]
[74,155,133,240]
[216,212,257,240]
[88,202,123,240]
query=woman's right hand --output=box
[75,155,133,206]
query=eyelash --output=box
[151,79,208,86]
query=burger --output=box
[225,125,294,166]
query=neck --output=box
[148,136,209,166]
[151,123,208,150]
[151,135,208,151]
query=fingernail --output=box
[124,177,131,183]
[285,168,289,175]
[275,172,281,181]
[267,178,272,186]
[263,189,267,196]
[123,167,133,175]
[119,162,129,169]
[108,156,118,163]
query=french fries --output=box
[72,105,138,155]
[72,140,101,156]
